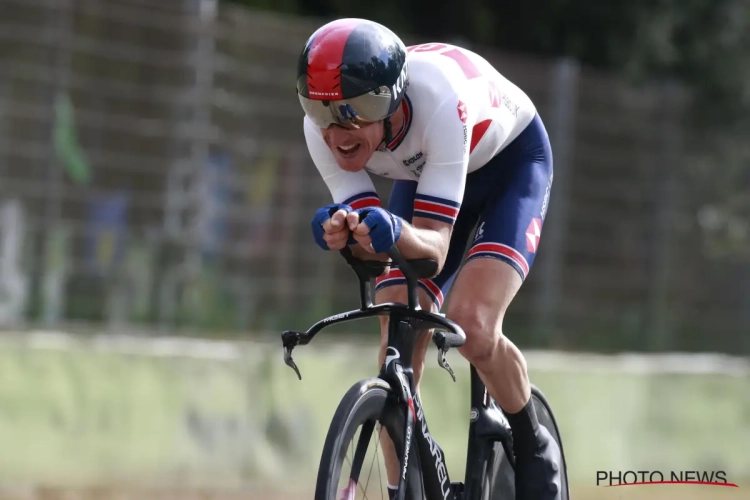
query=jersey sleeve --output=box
[303,116,381,209]
[413,96,473,225]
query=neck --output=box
[389,102,406,133]
[378,102,406,151]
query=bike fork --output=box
[380,318,455,500]
[389,362,418,500]
[379,318,421,500]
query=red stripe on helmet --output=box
[306,19,360,100]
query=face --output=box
[321,121,383,172]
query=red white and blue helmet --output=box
[296,18,409,129]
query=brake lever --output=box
[282,330,304,380]
[433,332,457,382]
[283,346,302,380]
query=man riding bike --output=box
[297,18,561,500]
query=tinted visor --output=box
[299,88,393,129]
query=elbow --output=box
[435,226,453,273]
[400,218,452,276]
[429,246,446,277]
[425,233,451,277]
[422,225,452,277]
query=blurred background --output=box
[0,0,748,498]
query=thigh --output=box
[465,118,554,283]
[447,114,554,324]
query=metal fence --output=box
[0,0,748,353]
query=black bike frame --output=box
[377,315,513,500]
[281,246,513,500]
[377,310,453,500]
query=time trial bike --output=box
[281,245,569,500]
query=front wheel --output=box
[315,378,423,500]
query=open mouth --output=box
[336,144,361,156]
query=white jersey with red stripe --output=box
[303,42,536,223]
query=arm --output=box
[400,93,473,269]
[304,116,383,253]
[392,218,452,263]
[349,216,451,262]
[352,95,472,273]
[304,117,381,209]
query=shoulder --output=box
[402,49,470,140]
[405,44,513,121]
[407,44,536,140]
[302,115,341,172]
[406,43,510,90]
[405,45,469,104]
[406,43,532,108]
[303,115,323,141]
[303,115,329,155]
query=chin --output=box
[335,150,371,172]
[338,162,367,172]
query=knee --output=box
[447,301,508,368]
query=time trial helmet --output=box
[296,18,409,129]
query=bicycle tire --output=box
[479,414,515,500]
[480,385,569,500]
[485,442,516,499]
[530,384,570,500]
[315,377,424,500]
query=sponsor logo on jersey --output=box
[541,181,551,219]
[502,94,519,117]
[462,124,468,155]
[488,80,520,117]
[526,218,543,253]
[457,100,468,123]
[403,152,423,166]
[474,221,485,242]
[365,166,389,177]
[488,81,502,108]
[413,161,425,177]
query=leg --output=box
[447,259,560,500]
[448,259,527,412]
[446,115,559,499]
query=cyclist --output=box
[298,18,560,500]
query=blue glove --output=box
[311,203,353,250]
[355,207,403,253]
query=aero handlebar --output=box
[281,210,466,380]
